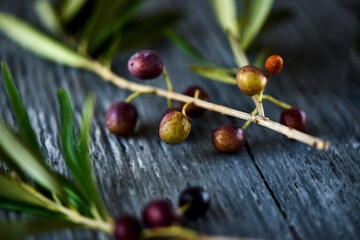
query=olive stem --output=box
[18,181,114,233]
[182,101,194,117]
[262,95,292,109]
[85,60,329,150]
[162,67,173,108]
[242,108,258,130]
[177,203,191,216]
[125,90,156,103]
[251,95,265,117]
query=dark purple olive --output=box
[142,200,177,228]
[114,215,142,240]
[212,124,245,153]
[159,111,191,145]
[179,86,209,118]
[280,108,307,132]
[179,187,210,220]
[106,101,137,136]
[128,50,163,80]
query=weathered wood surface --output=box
[0,0,360,240]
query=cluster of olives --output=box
[114,186,210,240]
[106,50,307,154]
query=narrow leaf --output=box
[226,30,249,68]
[211,0,238,37]
[34,0,64,36]
[252,46,270,68]
[87,0,143,55]
[2,62,43,160]
[163,28,208,64]
[0,13,89,68]
[0,121,64,198]
[0,198,64,219]
[60,0,88,23]
[0,175,46,207]
[57,89,99,212]
[0,139,27,180]
[241,0,274,50]
[0,219,79,240]
[189,64,237,85]
[78,94,109,219]
[118,11,182,51]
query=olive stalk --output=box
[85,60,329,150]
[18,181,114,233]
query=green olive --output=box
[236,65,267,96]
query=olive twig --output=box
[87,60,329,150]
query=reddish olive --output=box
[142,200,177,228]
[280,108,307,133]
[128,50,163,80]
[106,101,137,136]
[212,124,245,153]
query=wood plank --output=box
[0,0,359,240]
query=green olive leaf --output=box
[189,64,237,85]
[241,0,274,50]
[34,0,64,36]
[59,0,89,23]
[163,28,208,64]
[226,30,249,68]
[211,0,238,37]
[0,12,89,68]
[0,121,65,199]
[2,62,44,161]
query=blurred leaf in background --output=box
[32,0,183,66]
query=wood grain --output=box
[0,0,359,240]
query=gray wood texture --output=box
[1,0,360,240]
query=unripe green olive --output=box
[159,111,191,145]
[236,66,267,96]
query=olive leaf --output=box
[0,219,79,240]
[0,198,65,219]
[164,28,208,64]
[188,64,237,85]
[252,46,270,68]
[0,122,65,199]
[78,94,110,219]
[0,175,47,207]
[86,0,143,57]
[0,13,89,68]
[34,0,64,36]
[2,62,44,160]
[226,30,249,68]
[57,90,108,218]
[241,0,274,50]
[211,0,238,37]
[117,10,182,51]
[59,0,89,23]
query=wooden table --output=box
[0,0,359,239]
